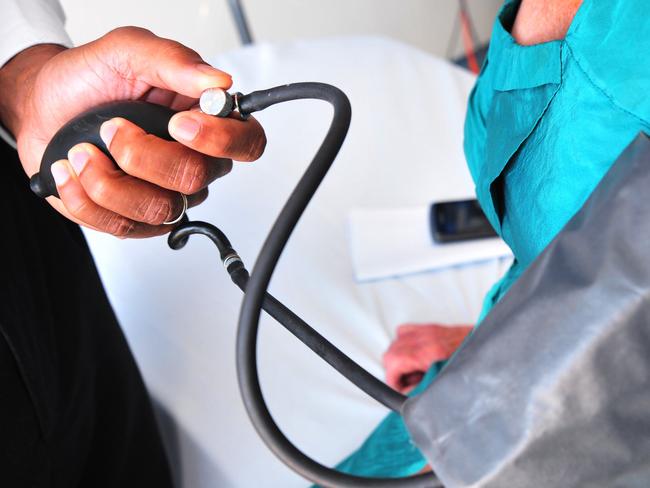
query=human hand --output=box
[0,27,266,238]
[383,323,473,393]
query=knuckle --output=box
[119,143,138,172]
[179,160,210,194]
[104,214,136,238]
[163,40,199,60]
[87,178,110,203]
[117,132,159,174]
[136,196,173,225]
[67,198,91,218]
[113,222,136,238]
[106,26,151,41]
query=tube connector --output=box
[223,252,243,269]
[199,88,249,119]
[199,88,235,117]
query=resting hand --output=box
[0,27,266,238]
[383,323,473,393]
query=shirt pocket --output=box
[477,82,561,232]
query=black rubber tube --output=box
[35,82,441,486]
[170,221,407,412]
[233,83,440,487]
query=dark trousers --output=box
[0,140,173,487]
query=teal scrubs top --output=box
[334,0,650,479]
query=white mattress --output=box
[83,36,511,487]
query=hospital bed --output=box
[83,36,510,487]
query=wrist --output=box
[0,44,67,139]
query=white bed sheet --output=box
[83,36,511,487]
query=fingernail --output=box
[170,116,200,141]
[100,119,119,148]
[68,147,90,175]
[51,161,71,185]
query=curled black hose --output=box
[33,80,440,486]
[169,221,407,412]
[168,83,441,487]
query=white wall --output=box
[59,0,502,60]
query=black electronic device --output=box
[430,199,496,243]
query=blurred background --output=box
[59,0,501,67]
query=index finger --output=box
[100,27,232,98]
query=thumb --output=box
[101,27,233,98]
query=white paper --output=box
[349,205,512,282]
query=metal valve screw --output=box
[199,88,235,117]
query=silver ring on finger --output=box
[163,192,188,225]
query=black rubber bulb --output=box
[30,101,177,198]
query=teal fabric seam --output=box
[564,41,650,128]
